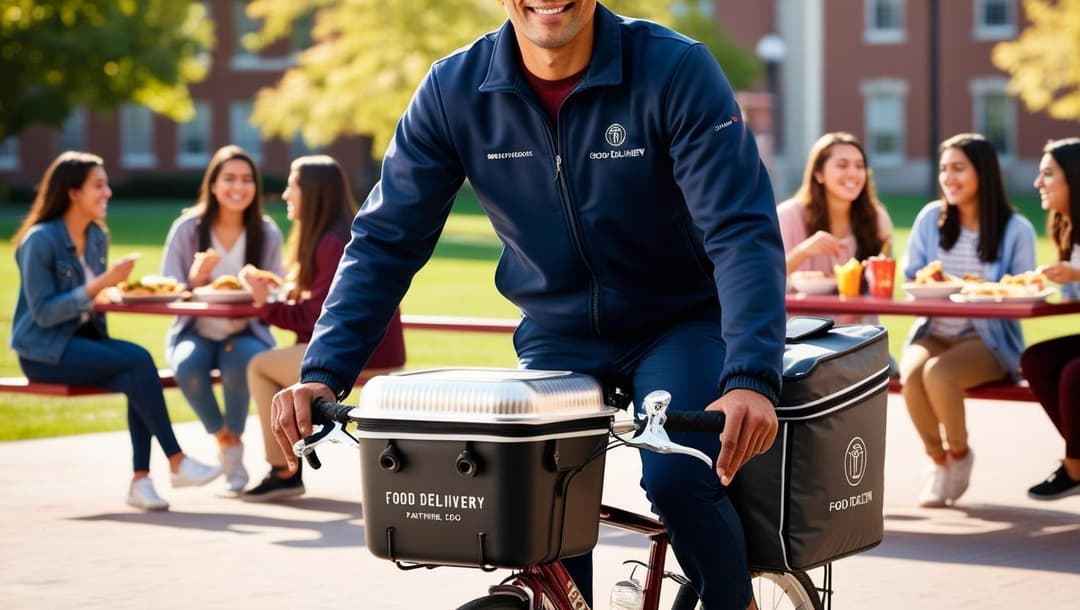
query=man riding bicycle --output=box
[271,2,786,608]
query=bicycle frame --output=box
[499,504,672,610]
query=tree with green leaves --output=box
[0,0,213,141]
[993,0,1080,121]
[248,0,758,155]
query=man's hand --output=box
[707,389,778,486]
[271,381,336,470]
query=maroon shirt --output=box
[259,232,405,369]
[523,66,587,123]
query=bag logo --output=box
[605,123,627,147]
[844,436,867,487]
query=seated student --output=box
[241,156,406,502]
[1022,137,1080,500]
[10,151,221,511]
[900,133,1036,508]
[777,131,894,326]
[161,145,285,494]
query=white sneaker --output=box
[918,462,948,508]
[945,449,975,502]
[220,444,249,494]
[171,456,223,488]
[127,478,169,511]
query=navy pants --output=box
[20,336,182,472]
[515,307,751,610]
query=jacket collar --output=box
[479,3,623,94]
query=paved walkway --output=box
[1,394,1077,609]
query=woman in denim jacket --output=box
[900,134,1036,508]
[11,152,221,510]
[161,145,283,494]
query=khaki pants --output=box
[246,344,307,471]
[900,334,1005,458]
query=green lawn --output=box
[0,189,1074,441]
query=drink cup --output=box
[834,259,864,297]
[866,256,896,298]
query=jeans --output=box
[514,306,752,610]
[167,330,268,436]
[20,337,182,472]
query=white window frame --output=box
[864,0,907,44]
[0,137,19,170]
[973,0,1016,41]
[176,101,213,169]
[860,78,908,167]
[970,77,1016,160]
[57,107,87,153]
[230,0,296,71]
[229,101,263,164]
[119,104,157,169]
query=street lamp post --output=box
[756,33,787,156]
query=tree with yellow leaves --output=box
[993,0,1080,121]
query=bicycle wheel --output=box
[672,571,822,610]
[454,591,529,610]
[751,570,822,610]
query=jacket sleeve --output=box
[260,216,286,277]
[260,234,343,334]
[903,203,937,280]
[161,217,195,284]
[301,68,465,397]
[663,44,785,404]
[16,230,94,328]
[1004,214,1037,275]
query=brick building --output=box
[0,0,373,199]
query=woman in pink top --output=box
[777,132,894,324]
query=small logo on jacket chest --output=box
[589,123,646,161]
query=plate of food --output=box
[951,280,1055,303]
[113,275,186,304]
[904,260,964,299]
[191,276,253,304]
[790,271,837,295]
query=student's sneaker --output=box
[241,468,305,503]
[918,463,948,508]
[1027,464,1080,500]
[220,445,249,494]
[945,449,975,502]
[171,456,223,488]
[127,478,169,511]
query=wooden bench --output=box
[0,369,216,397]
[887,378,1035,402]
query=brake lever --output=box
[292,420,360,470]
[625,390,713,467]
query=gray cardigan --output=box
[161,214,284,351]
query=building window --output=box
[57,107,86,153]
[119,104,157,169]
[971,77,1015,158]
[860,78,908,166]
[0,137,19,170]
[177,101,212,169]
[974,0,1016,40]
[864,0,906,44]
[230,101,262,164]
[231,0,295,71]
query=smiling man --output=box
[272,2,786,608]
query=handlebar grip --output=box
[662,410,726,434]
[312,397,353,425]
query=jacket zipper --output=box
[549,98,602,337]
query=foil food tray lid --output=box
[358,368,614,423]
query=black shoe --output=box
[1027,464,1080,500]
[241,467,305,503]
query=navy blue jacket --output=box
[303,6,787,402]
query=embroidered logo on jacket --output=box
[605,123,627,147]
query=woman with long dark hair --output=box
[241,156,405,501]
[1021,137,1080,500]
[161,145,284,494]
[900,133,1037,507]
[12,152,220,510]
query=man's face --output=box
[500,1,597,51]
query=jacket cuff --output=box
[721,374,780,407]
[301,369,352,401]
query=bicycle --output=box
[296,382,827,610]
